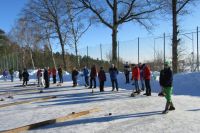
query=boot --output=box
[162,102,170,114]
[169,102,175,111]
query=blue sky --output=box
[0,0,200,62]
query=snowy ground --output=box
[0,72,200,133]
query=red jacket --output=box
[52,67,57,76]
[132,66,140,80]
[144,65,151,80]
[90,66,97,78]
[48,69,51,76]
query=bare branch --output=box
[176,0,191,14]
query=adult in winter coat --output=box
[3,69,8,81]
[82,66,89,87]
[18,69,23,81]
[52,67,57,84]
[143,64,151,96]
[98,67,106,92]
[89,65,97,88]
[109,64,119,91]
[9,68,14,82]
[37,68,42,85]
[22,68,29,86]
[58,65,63,83]
[48,67,51,81]
[124,62,130,84]
[44,68,49,88]
[72,67,79,87]
[132,64,140,94]
[159,61,175,114]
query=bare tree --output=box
[23,0,68,69]
[162,0,196,73]
[78,0,162,64]
[65,0,91,67]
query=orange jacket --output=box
[144,65,151,80]
[132,66,140,80]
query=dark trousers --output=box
[90,77,96,88]
[72,77,77,86]
[85,76,89,86]
[134,80,140,92]
[125,74,130,83]
[99,81,105,92]
[23,80,28,86]
[58,74,63,83]
[111,79,118,91]
[45,79,49,88]
[145,79,151,95]
[53,75,56,83]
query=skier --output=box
[22,68,29,86]
[131,64,140,95]
[124,62,130,84]
[72,67,79,87]
[58,65,63,83]
[52,67,57,84]
[98,67,106,92]
[89,64,97,88]
[143,64,151,96]
[18,69,23,81]
[82,66,89,87]
[160,61,175,114]
[9,68,14,82]
[139,63,145,91]
[109,64,119,91]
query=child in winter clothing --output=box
[132,64,140,94]
[72,67,79,87]
[58,65,63,83]
[9,68,14,82]
[98,67,106,92]
[22,68,29,86]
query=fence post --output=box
[197,26,199,71]
[100,44,102,61]
[138,37,140,64]
[164,33,166,65]
[87,46,89,67]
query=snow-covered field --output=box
[0,71,200,133]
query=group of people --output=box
[124,62,152,96]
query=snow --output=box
[0,71,200,133]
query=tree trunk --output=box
[172,0,178,73]
[22,48,26,69]
[74,41,79,67]
[56,26,67,70]
[29,47,35,69]
[112,0,118,65]
[47,35,56,68]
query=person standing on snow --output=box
[89,64,97,88]
[52,67,57,84]
[82,66,89,87]
[139,63,145,91]
[143,64,151,96]
[109,64,119,91]
[124,62,130,84]
[160,61,175,114]
[22,68,29,86]
[58,65,63,83]
[19,69,23,81]
[98,67,106,92]
[9,68,14,82]
[44,67,49,89]
[72,67,79,87]
[131,64,140,94]
[3,69,8,81]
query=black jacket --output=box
[44,69,49,81]
[22,71,29,81]
[159,67,173,87]
[72,70,79,79]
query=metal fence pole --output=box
[197,26,199,71]
[138,37,140,64]
[87,46,89,67]
[164,33,166,64]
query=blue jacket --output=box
[83,68,89,77]
[109,67,118,80]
